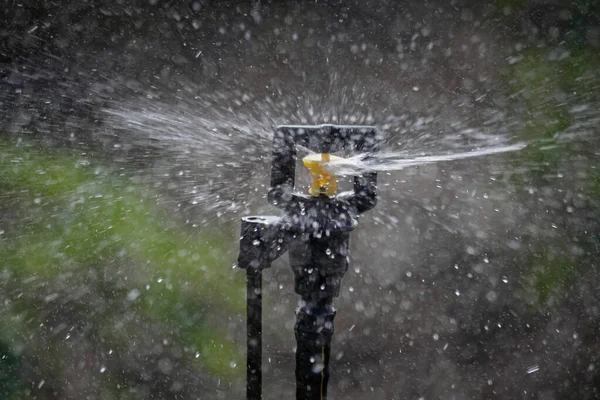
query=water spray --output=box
[237,124,380,400]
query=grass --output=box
[531,249,579,305]
[0,139,245,397]
[503,23,600,308]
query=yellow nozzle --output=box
[302,153,341,197]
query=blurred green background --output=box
[0,140,245,398]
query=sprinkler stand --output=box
[237,124,380,400]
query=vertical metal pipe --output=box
[294,302,335,400]
[247,267,262,400]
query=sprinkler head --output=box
[302,153,343,197]
[268,124,380,222]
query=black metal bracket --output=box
[238,216,288,400]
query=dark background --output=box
[2,1,600,399]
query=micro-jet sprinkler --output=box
[237,124,380,400]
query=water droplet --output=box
[100,366,107,373]
[127,289,140,301]
[44,293,59,302]
[526,365,540,374]
[230,361,237,368]
[455,289,460,296]
[502,276,508,283]
[157,277,164,283]
[486,291,498,302]
[433,333,439,341]
[349,286,354,292]
[311,362,324,373]
[252,239,260,246]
